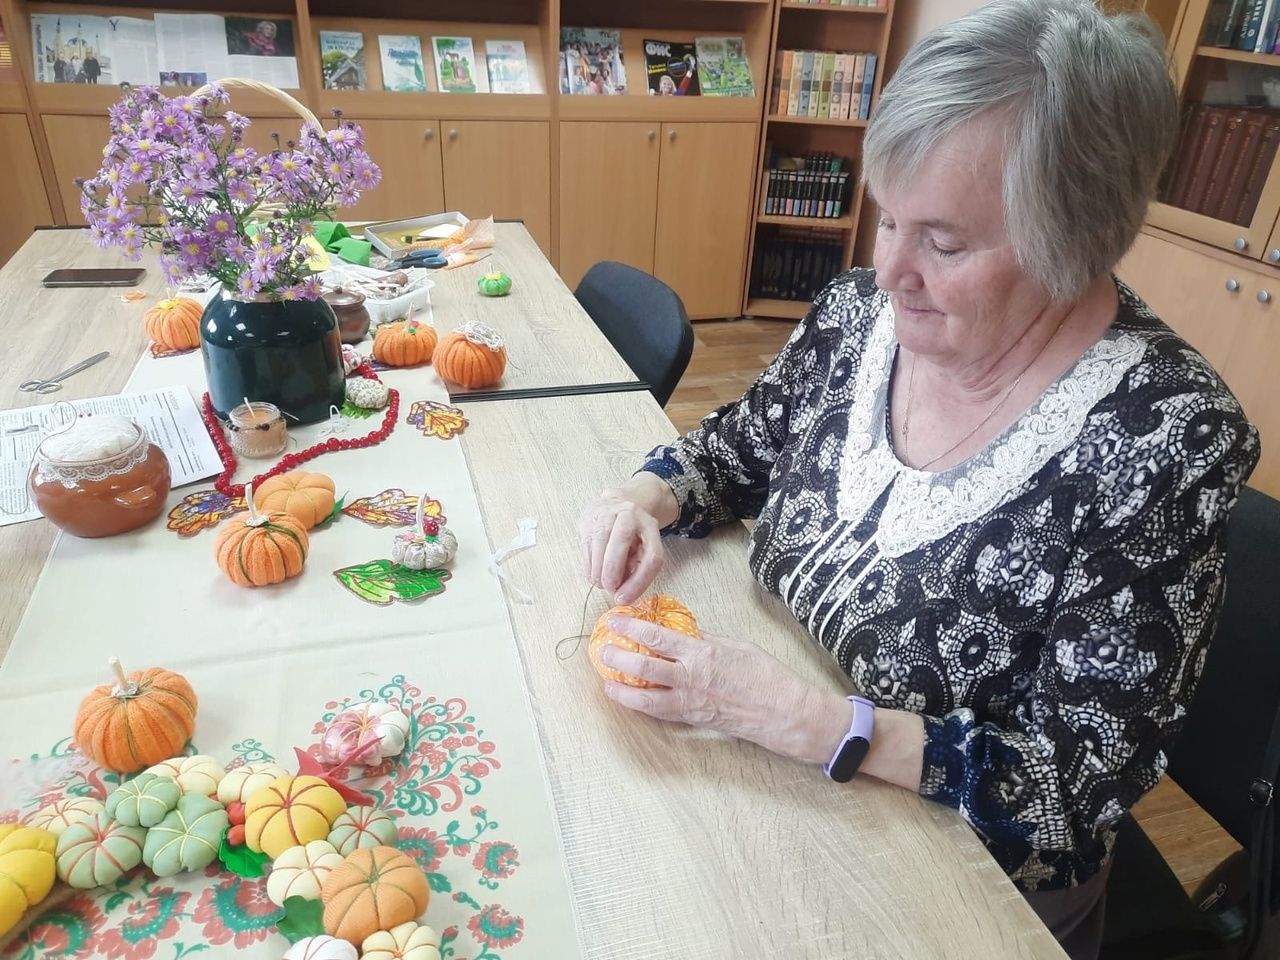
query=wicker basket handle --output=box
[192,76,321,130]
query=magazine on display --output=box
[643,38,699,96]
[485,39,531,94]
[561,27,626,95]
[432,36,477,93]
[379,34,426,92]
[696,36,753,97]
[319,30,365,90]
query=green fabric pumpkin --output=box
[142,794,228,877]
[476,270,512,297]
[55,812,146,889]
[106,773,181,828]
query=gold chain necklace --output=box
[900,313,1068,471]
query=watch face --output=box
[827,736,870,783]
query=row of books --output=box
[558,29,752,97]
[769,50,877,122]
[785,0,883,6]
[763,152,852,219]
[750,229,844,303]
[321,33,530,93]
[1161,103,1280,225]
[1205,0,1280,53]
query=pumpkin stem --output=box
[109,656,140,699]
[414,491,425,532]
[245,478,268,527]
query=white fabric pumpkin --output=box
[217,762,289,806]
[25,797,105,837]
[283,935,357,960]
[143,754,224,796]
[266,839,344,905]
[319,702,410,764]
[361,922,442,960]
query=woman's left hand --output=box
[599,615,851,764]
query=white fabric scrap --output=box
[489,517,538,604]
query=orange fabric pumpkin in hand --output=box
[253,471,335,530]
[373,319,436,367]
[321,845,429,945]
[74,661,198,774]
[433,322,507,389]
[589,595,700,688]
[144,297,203,351]
[215,484,309,587]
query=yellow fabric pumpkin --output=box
[245,775,346,859]
[0,825,58,938]
[253,472,336,530]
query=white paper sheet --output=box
[0,386,221,527]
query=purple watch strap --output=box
[823,695,876,781]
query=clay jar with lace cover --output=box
[29,415,171,537]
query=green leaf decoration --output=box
[315,495,347,529]
[332,559,452,606]
[218,835,270,878]
[277,896,325,944]
[340,399,378,419]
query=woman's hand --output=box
[577,475,678,604]
[598,615,853,763]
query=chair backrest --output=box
[1169,485,1280,906]
[573,261,694,408]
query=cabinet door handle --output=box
[424,128,434,140]
[1270,249,1280,264]
[1226,278,1241,292]
[647,129,656,141]
[448,128,458,141]
[1234,237,1249,252]
[668,129,677,142]
[1259,290,1272,304]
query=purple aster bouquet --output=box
[78,82,380,301]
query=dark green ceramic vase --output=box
[200,292,345,425]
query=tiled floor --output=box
[667,316,1239,898]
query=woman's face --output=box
[871,113,1050,369]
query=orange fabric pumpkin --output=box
[373,320,436,367]
[215,509,309,587]
[321,845,429,945]
[589,595,700,688]
[74,666,198,774]
[253,472,335,530]
[432,322,506,389]
[144,297,203,351]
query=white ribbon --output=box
[460,320,506,351]
[489,517,537,604]
[315,404,349,439]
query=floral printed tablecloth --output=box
[0,348,582,960]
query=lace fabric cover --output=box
[835,298,1147,556]
[35,416,151,488]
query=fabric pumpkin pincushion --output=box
[144,296,203,351]
[215,481,309,587]
[244,775,346,859]
[589,595,700,688]
[321,845,429,944]
[0,825,57,938]
[432,321,506,389]
[372,319,436,367]
[253,471,336,530]
[73,661,198,774]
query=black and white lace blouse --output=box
[638,269,1260,891]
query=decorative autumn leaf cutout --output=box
[339,399,379,420]
[341,489,446,528]
[276,895,324,943]
[167,489,246,537]
[332,559,452,606]
[219,835,270,878]
[406,400,468,440]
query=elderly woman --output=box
[577,1,1260,956]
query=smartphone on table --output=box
[42,268,146,288]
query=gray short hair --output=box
[863,0,1178,301]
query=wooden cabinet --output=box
[1118,228,1280,497]
[558,121,661,290]
[342,118,445,223]
[654,121,757,320]
[559,120,757,318]
[0,114,53,264]
[441,120,550,256]
[41,115,111,225]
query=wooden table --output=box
[0,229,1065,958]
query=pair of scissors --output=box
[389,248,448,270]
[20,351,110,394]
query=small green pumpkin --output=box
[477,270,512,297]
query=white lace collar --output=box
[835,293,1147,557]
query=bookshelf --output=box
[743,0,895,319]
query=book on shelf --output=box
[644,38,700,96]
[774,49,877,120]
[696,36,753,97]
[432,36,477,93]
[750,226,844,303]
[561,27,627,95]
[1161,101,1280,224]
[763,151,852,220]
[319,30,365,91]
[378,34,426,92]
[485,40,531,94]
[1238,0,1269,49]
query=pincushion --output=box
[143,754,224,796]
[244,775,346,859]
[327,806,398,856]
[320,703,410,766]
[362,922,442,960]
[26,797,105,837]
[106,772,181,828]
[284,936,358,960]
[55,811,146,888]
[0,826,57,938]
[267,839,344,905]
[217,761,290,806]
[142,793,229,876]
[73,662,198,774]
[40,415,139,462]
[321,845,429,945]
[589,595,701,688]
[345,376,390,410]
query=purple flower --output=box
[277,283,303,301]
[353,158,381,190]
[235,271,259,299]
[226,178,257,206]
[173,177,214,206]
[299,275,323,300]
[205,212,236,239]
[128,136,167,160]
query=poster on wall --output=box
[30,13,157,85]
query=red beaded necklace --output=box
[201,362,400,499]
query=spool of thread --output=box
[227,401,287,459]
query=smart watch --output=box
[823,695,876,783]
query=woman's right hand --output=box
[577,475,676,605]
